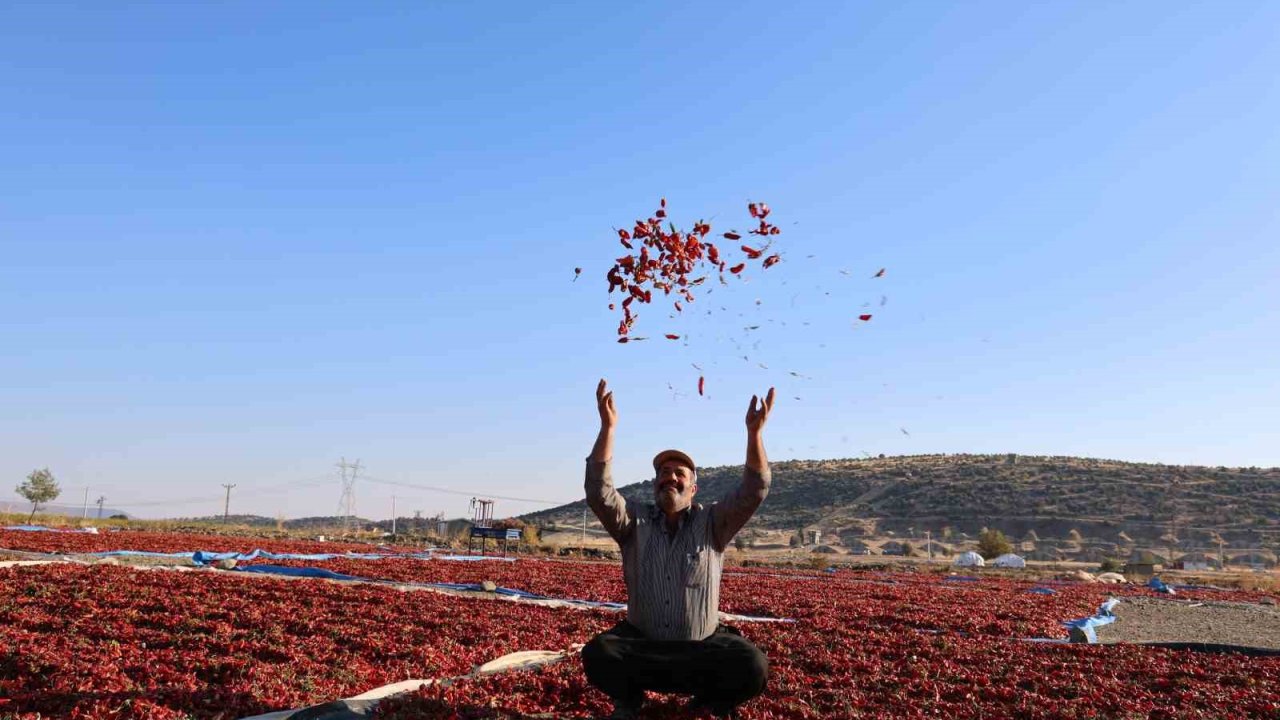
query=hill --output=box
[522,454,1280,557]
[0,501,132,521]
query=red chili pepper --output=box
[723,232,741,240]
[665,334,680,340]
[873,268,886,278]
[729,263,746,274]
[859,314,872,321]
[617,337,629,344]
[748,203,759,218]
[741,245,762,259]
[698,376,705,396]
[762,254,781,269]
[674,301,683,312]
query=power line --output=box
[359,475,562,506]
[103,475,337,509]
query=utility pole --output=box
[96,496,106,520]
[221,484,236,523]
[925,530,932,560]
[82,487,90,519]
[391,495,397,536]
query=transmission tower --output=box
[336,458,362,531]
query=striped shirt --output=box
[584,460,771,641]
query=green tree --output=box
[16,468,61,523]
[976,528,1012,560]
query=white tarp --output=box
[992,553,1026,568]
[954,551,985,567]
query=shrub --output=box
[976,529,1012,560]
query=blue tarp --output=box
[236,565,363,581]
[944,576,981,582]
[1027,587,1058,595]
[1148,577,1176,595]
[1063,598,1120,643]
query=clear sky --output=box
[2,2,1277,521]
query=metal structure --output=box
[468,497,518,556]
[335,458,362,531]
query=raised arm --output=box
[712,388,775,551]
[585,379,634,544]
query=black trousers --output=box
[582,621,769,712]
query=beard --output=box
[655,484,686,512]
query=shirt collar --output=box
[649,502,700,526]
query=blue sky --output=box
[2,2,1277,521]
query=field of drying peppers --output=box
[1,533,1278,719]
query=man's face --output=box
[655,460,697,514]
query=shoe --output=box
[684,697,738,718]
[603,696,644,719]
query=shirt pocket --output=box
[682,549,710,588]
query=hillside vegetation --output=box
[524,454,1280,552]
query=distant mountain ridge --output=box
[521,454,1280,552]
[0,501,131,520]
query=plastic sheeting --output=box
[236,648,577,720]
[1063,597,1120,643]
[237,565,364,581]
[1148,577,1176,595]
[1027,587,1057,595]
[231,563,790,622]
[2,525,99,533]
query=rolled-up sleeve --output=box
[585,459,634,545]
[710,466,771,551]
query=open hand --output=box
[746,387,775,434]
[596,379,617,430]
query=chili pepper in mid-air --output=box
[698,376,705,396]
[873,268,886,278]
[600,199,782,339]
[859,314,873,321]
[762,254,781,269]
[665,334,680,340]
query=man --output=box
[582,378,775,719]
